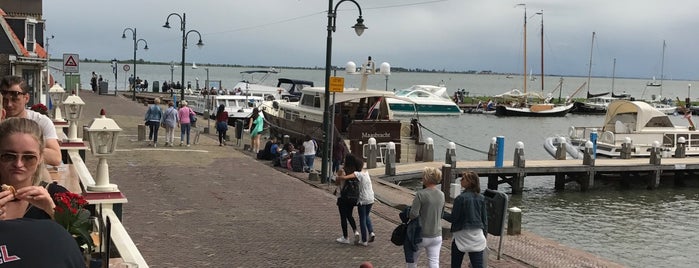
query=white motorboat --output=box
[567,100,698,157]
[231,69,314,102]
[387,85,461,116]
[186,94,264,125]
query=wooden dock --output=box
[366,157,699,194]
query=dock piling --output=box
[620,137,633,159]
[507,207,522,235]
[445,142,456,168]
[582,141,595,166]
[441,164,453,203]
[513,141,525,168]
[555,137,567,160]
[366,138,378,169]
[384,142,396,176]
[488,137,497,161]
[495,136,505,167]
[424,137,434,162]
[675,137,687,158]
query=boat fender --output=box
[272,101,279,110]
[601,131,614,143]
[568,126,578,139]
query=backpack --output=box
[340,179,360,204]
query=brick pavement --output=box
[75,91,623,267]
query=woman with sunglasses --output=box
[0,118,68,220]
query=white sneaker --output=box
[354,231,360,245]
[359,241,368,247]
[335,237,350,244]
[369,232,375,243]
[153,143,157,148]
[186,144,191,147]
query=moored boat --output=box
[231,69,314,101]
[387,85,461,116]
[186,94,264,125]
[567,100,698,157]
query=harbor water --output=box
[59,62,699,267]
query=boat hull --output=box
[389,103,462,116]
[571,101,607,114]
[495,103,573,117]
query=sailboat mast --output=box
[586,32,595,96]
[611,58,616,93]
[522,5,527,95]
[537,10,544,93]
[660,40,666,96]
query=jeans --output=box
[451,240,484,268]
[357,203,374,242]
[148,121,160,143]
[218,129,227,144]
[180,123,191,145]
[304,155,315,171]
[332,159,341,172]
[337,200,357,238]
[407,236,442,268]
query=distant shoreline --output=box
[47,58,663,81]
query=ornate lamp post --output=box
[86,109,123,192]
[48,84,66,121]
[62,92,85,142]
[322,0,367,181]
[122,28,148,101]
[162,12,204,103]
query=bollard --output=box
[445,142,456,168]
[620,137,633,159]
[590,128,598,159]
[650,141,662,165]
[137,124,146,141]
[366,138,378,169]
[308,170,320,181]
[513,141,525,168]
[675,137,687,158]
[555,137,567,160]
[441,164,452,203]
[583,141,595,166]
[203,127,210,134]
[507,207,522,235]
[487,137,497,161]
[495,136,505,167]
[424,137,435,162]
[384,142,396,176]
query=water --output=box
[58,62,699,267]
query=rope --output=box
[418,122,489,155]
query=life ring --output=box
[601,131,614,143]
[568,126,578,139]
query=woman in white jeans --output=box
[406,167,445,268]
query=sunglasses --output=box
[0,90,27,101]
[0,152,39,165]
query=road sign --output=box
[123,65,130,72]
[329,76,344,93]
[62,53,79,73]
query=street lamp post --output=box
[44,34,54,104]
[163,12,204,103]
[111,58,118,95]
[122,28,148,101]
[322,0,367,181]
[204,67,210,90]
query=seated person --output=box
[1,76,61,166]
[0,118,69,220]
[270,137,281,162]
[0,218,85,267]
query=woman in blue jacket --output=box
[443,170,488,268]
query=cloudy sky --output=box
[43,0,699,79]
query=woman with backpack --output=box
[336,154,375,246]
[334,160,359,245]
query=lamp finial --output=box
[100,109,106,116]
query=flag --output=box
[47,95,53,110]
[365,97,383,119]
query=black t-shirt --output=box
[0,219,85,267]
[24,183,69,219]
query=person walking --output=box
[335,154,374,246]
[247,107,263,153]
[177,100,195,147]
[144,98,163,147]
[162,101,178,147]
[334,161,360,245]
[332,137,346,173]
[443,170,488,268]
[405,167,445,268]
[215,104,229,146]
[302,135,317,173]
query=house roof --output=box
[0,7,46,59]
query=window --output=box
[26,23,36,52]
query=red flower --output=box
[53,192,93,250]
[30,103,49,115]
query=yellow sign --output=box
[329,76,344,93]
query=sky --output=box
[42,0,699,80]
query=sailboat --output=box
[571,33,630,114]
[191,62,198,69]
[641,40,676,114]
[495,7,573,117]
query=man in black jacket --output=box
[0,218,85,267]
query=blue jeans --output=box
[451,240,484,268]
[357,203,374,242]
[148,121,160,142]
[304,155,315,171]
[180,123,191,145]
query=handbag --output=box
[391,223,407,246]
[189,113,197,123]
